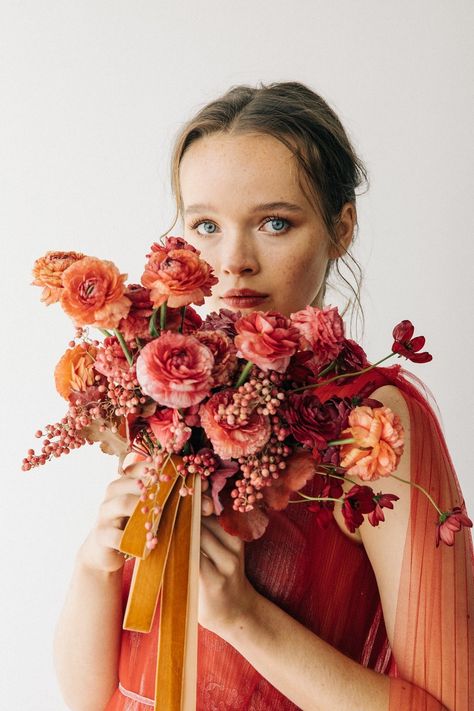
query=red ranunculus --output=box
[234,311,300,372]
[392,320,432,363]
[283,393,351,452]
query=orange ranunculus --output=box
[141,246,218,308]
[32,251,86,305]
[60,256,131,328]
[339,405,404,481]
[54,343,98,400]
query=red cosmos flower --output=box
[141,244,218,309]
[367,492,400,526]
[234,311,300,372]
[341,484,376,533]
[136,332,214,408]
[436,506,473,547]
[392,320,432,363]
[199,389,271,459]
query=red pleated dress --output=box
[105,365,474,710]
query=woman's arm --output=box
[53,465,144,711]
[199,384,454,710]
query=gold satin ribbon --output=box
[119,455,201,710]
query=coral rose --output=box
[60,256,131,329]
[290,305,345,366]
[199,389,271,459]
[141,245,218,308]
[54,343,98,400]
[136,331,214,408]
[339,405,404,481]
[234,311,300,372]
[32,251,85,305]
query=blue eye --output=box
[262,216,290,234]
[189,219,217,236]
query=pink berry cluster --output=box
[220,368,287,426]
[231,436,293,512]
[22,405,94,471]
[177,450,219,481]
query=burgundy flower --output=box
[392,320,432,363]
[203,308,242,338]
[283,393,351,452]
[436,506,473,547]
[118,284,154,341]
[307,472,344,528]
[367,492,400,526]
[334,339,370,373]
[341,484,376,533]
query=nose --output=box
[220,230,260,276]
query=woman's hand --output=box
[199,487,257,636]
[77,458,147,574]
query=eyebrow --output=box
[184,201,304,216]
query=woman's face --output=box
[179,132,351,318]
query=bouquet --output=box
[24,238,472,709]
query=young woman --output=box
[54,82,473,710]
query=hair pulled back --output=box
[163,81,369,337]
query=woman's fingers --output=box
[201,494,215,516]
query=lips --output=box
[220,290,269,309]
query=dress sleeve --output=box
[388,384,474,710]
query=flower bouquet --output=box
[24,237,472,710]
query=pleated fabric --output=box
[105,365,473,710]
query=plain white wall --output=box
[1,1,473,709]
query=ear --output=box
[328,202,357,259]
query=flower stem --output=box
[179,306,186,334]
[99,328,112,338]
[327,437,355,446]
[288,493,342,505]
[149,309,160,338]
[160,303,167,330]
[235,361,254,388]
[289,353,395,394]
[113,329,134,366]
[389,473,443,515]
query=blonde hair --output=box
[160,81,369,338]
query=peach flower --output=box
[60,256,131,329]
[54,343,98,400]
[234,311,300,372]
[290,305,345,366]
[199,389,271,459]
[136,331,214,408]
[339,405,404,481]
[141,245,218,308]
[147,408,192,453]
[32,251,85,305]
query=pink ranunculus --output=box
[147,408,191,453]
[290,305,345,366]
[136,331,214,408]
[234,311,300,373]
[199,389,271,459]
[141,245,218,309]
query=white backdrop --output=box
[1,1,473,709]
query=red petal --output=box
[392,320,414,342]
[218,498,269,541]
[409,335,426,352]
[262,450,316,511]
